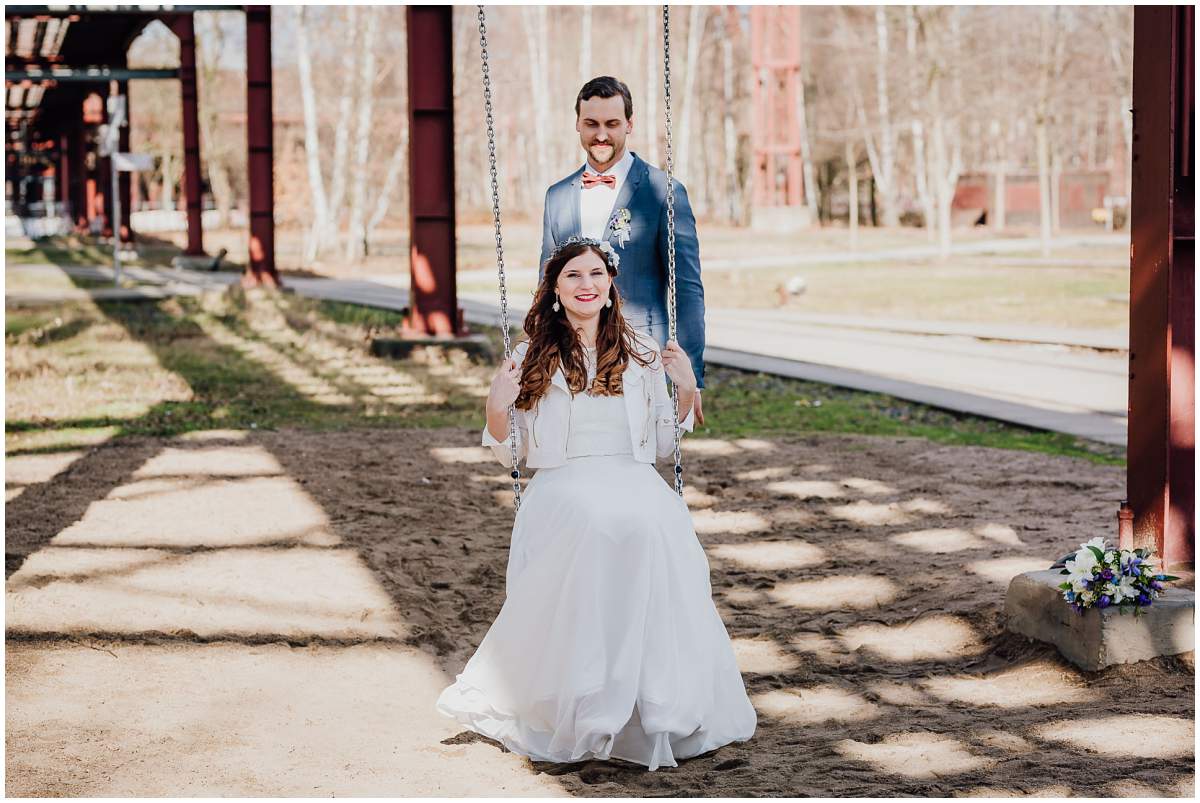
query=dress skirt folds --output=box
[436,447,758,771]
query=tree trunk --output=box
[160,151,175,211]
[345,7,379,263]
[297,6,329,264]
[323,6,360,253]
[579,7,592,86]
[719,9,743,225]
[522,6,551,192]
[677,5,705,184]
[644,5,659,166]
[846,139,859,250]
[993,143,1007,232]
[873,6,899,227]
[367,130,408,246]
[905,6,935,240]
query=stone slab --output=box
[1005,569,1195,671]
[370,334,493,362]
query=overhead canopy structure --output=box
[4,4,279,287]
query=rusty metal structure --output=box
[403,5,464,336]
[749,6,806,225]
[4,4,278,287]
[1127,5,1195,569]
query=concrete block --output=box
[1005,569,1194,671]
[370,334,493,362]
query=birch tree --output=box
[345,6,379,262]
[522,6,552,193]
[322,7,359,254]
[717,9,743,224]
[676,5,706,184]
[643,6,659,167]
[296,6,329,264]
[905,5,935,240]
[579,7,592,86]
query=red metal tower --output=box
[750,6,807,226]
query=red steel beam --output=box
[1128,5,1194,569]
[243,5,279,288]
[404,5,463,336]
[117,77,133,244]
[170,13,204,256]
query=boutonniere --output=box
[608,208,632,248]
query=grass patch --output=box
[3,285,1123,466]
[697,368,1124,465]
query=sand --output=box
[5,428,1194,797]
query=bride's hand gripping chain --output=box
[661,339,697,419]
[661,340,696,392]
[485,356,521,443]
[487,356,521,412]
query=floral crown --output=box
[548,236,620,271]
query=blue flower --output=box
[1065,590,1076,602]
[1136,592,1152,606]
[1097,594,1111,608]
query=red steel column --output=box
[243,5,279,288]
[118,78,134,244]
[57,133,70,218]
[1128,5,1195,569]
[171,13,204,255]
[404,5,463,336]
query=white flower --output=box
[1084,536,1107,551]
[1112,575,1138,603]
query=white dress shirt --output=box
[578,149,634,240]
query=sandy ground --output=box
[5,428,1194,797]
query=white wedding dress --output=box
[437,348,757,771]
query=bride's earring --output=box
[552,292,561,312]
[604,293,613,308]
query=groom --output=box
[539,76,707,425]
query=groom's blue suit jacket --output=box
[539,152,707,389]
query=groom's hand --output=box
[693,391,705,427]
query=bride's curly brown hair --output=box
[514,241,654,411]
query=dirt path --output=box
[5,428,1193,796]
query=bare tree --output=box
[579,7,592,86]
[905,5,935,239]
[345,6,380,262]
[1035,6,1066,255]
[522,6,552,192]
[676,5,706,184]
[322,7,360,254]
[296,6,329,264]
[644,6,660,167]
[717,9,743,224]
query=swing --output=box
[477,5,685,511]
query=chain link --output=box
[478,6,522,510]
[662,5,684,497]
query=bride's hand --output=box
[661,341,697,392]
[487,357,522,413]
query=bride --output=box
[436,237,756,771]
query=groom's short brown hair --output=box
[575,76,633,120]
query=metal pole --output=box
[244,5,279,288]
[110,153,122,284]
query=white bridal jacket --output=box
[482,333,696,468]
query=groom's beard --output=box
[587,142,621,169]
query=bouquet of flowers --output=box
[1057,537,1179,616]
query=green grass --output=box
[696,368,1124,464]
[3,273,1124,465]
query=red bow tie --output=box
[581,171,617,189]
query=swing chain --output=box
[478,5,522,509]
[662,5,684,497]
